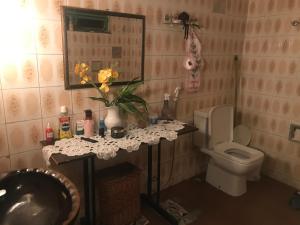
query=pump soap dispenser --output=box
[160,93,173,120]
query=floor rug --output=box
[161,199,201,225]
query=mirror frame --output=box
[61,6,145,90]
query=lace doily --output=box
[42,120,185,165]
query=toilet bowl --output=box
[194,105,264,196]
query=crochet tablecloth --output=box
[42,120,185,164]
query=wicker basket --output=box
[96,163,141,225]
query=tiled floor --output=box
[142,176,300,225]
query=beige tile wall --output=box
[0,0,249,195]
[239,0,300,189]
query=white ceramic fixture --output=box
[104,106,122,132]
[194,105,264,196]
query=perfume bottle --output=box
[84,109,94,138]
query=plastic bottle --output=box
[75,120,84,135]
[160,93,172,120]
[45,122,54,145]
[58,106,72,139]
[84,109,94,138]
[98,114,106,137]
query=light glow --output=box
[0,0,36,65]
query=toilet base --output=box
[206,161,246,197]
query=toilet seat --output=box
[213,142,264,166]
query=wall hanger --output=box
[163,12,204,39]
[291,19,300,26]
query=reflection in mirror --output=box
[62,7,145,89]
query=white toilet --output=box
[194,105,264,196]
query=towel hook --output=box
[291,20,300,26]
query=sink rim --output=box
[0,168,80,225]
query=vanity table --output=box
[53,6,198,225]
[42,123,197,225]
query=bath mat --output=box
[289,191,300,210]
[131,215,149,225]
[161,199,201,225]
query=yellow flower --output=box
[74,63,80,75]
[99,83,109,93]
[112,70,119,79]
[98,69,111,83]
[75,63,89,79]
[81,63,89,71]
[80,75,89,84]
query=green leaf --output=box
[118,102,136,113]
[88,97,109,106]
[118,79,142,96]
[117,95,147,112]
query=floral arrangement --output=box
[74,63,147,118]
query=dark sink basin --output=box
[0,168,80,225]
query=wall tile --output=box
[71,89,100,113]
[0,125,8,157]
[10,150,46,170]
[32,0,67,20]
[1,55,39,89]
[38,54,64,87]
[0,93,5,124]
[0,157,10,173]
[2,88,41,123]
[35,20,63,54]
[40,86,72,117]
[6,120,43,154]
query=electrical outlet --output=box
[288,123,300,143]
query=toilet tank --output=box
[193,108,210,148]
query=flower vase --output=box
[104,106,122,132]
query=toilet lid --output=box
[209,105,234,147]
[233,125,251,146]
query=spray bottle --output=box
[160,93,172,120]
[45,122,54,145]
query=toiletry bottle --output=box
[58,106,72,139]
[99,114,106,137]
[160,93,172,120]
[45,122,54,145]
[84,109,94,138]
[76,120,84,135]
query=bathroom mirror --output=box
[62,6,145,89]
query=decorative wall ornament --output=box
[184,28,204,93]
[163,11,204,93]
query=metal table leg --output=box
[156,142,161,203]
[147,145,153,198]
[81,157,95,225]
[141,142,178,225]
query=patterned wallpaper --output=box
[0,0,251,192]
[238,0,300,189]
